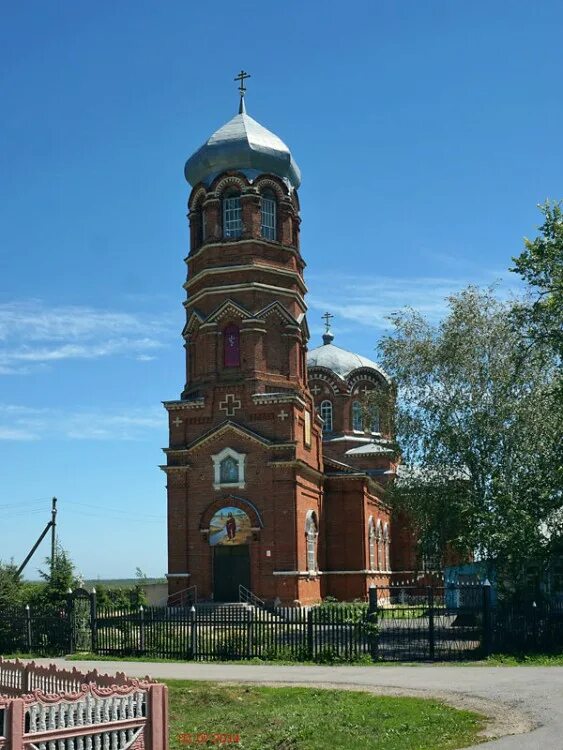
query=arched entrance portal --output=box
[210,506,252,601]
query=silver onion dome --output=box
[184,101,301,189]
[307,338,391,384]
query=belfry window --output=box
[260,190,276,240]
[352,401,363,431]
[320,400,333,433]
[305,511,318,573]
[223,324,241,368]
[223,190,242,238]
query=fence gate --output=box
[69,588,94,653]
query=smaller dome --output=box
[307,340,391,384]
[185,105,301,189]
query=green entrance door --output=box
[213,545,250,602]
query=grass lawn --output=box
[166,679,485,750]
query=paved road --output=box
[41,659,563,749]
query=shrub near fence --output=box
[93,584,487,663]
[6,583,563,662]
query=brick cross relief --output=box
[278,410,289,421]
[310,384,321,395]
[172,416,183,428]
[219,393,242,417]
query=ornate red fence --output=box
[0,659,168,750]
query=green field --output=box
[166,679,485,750]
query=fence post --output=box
[139,606,145,654]
[90,588,98,654]
[67,589,74,654]
[246,609,254,658]
[307,608,314,661]
[189,605,197,659]
[25,605,32,653]
[481,579,492,657]
[427,586,435,661]
[9,697,25,750]
[147,683,168,750]
[368,585,379,662]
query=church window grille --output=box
[223,324,241,368]
[220,456,239,484]
[368,517,376,570]
[371,406,380,433]
[352,401,363,431]
[320,400,333,433]
[223,191,242,238]
[305,512,318,573]
[260,190,277,240]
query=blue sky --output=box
[1,1,561,579]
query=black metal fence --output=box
[2,584,562,662]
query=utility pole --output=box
[15,497,59,579]
[51,497,57,572]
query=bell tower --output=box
[163,76,324,605]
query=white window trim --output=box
[211,446,246,490]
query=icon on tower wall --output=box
[209,506,252,546]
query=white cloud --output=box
[307,270,523,333]
[0,300,174,374]
[0,403,165,442]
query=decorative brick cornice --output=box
[251,392,305,407]
[184,264,307,295]
[267,459,323,482]
[184,282,306,312]
[186,239,303,264]
[163,398,205,411]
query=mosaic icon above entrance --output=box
[209,506,252,546]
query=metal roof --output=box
[307,341,391,383]
[185,105,301,189]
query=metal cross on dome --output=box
[322,312,334,333]
[234,70,251,97]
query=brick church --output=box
[162,78,416,605]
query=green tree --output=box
[0,560,24,610]
[28,545,80,612]
[379,286,562,585]
[512,200,563,359]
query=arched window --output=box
[195,208,206,248]
[383,523,390,571]
[368,517,376,570]
[376,521,384,571]
[352,401,363,431]
[305,511,318,572]
[260,190,276,240]
[223,324,241,368]
[371,406,380,433]
[320,400,333,433]
[223,190,242,238]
